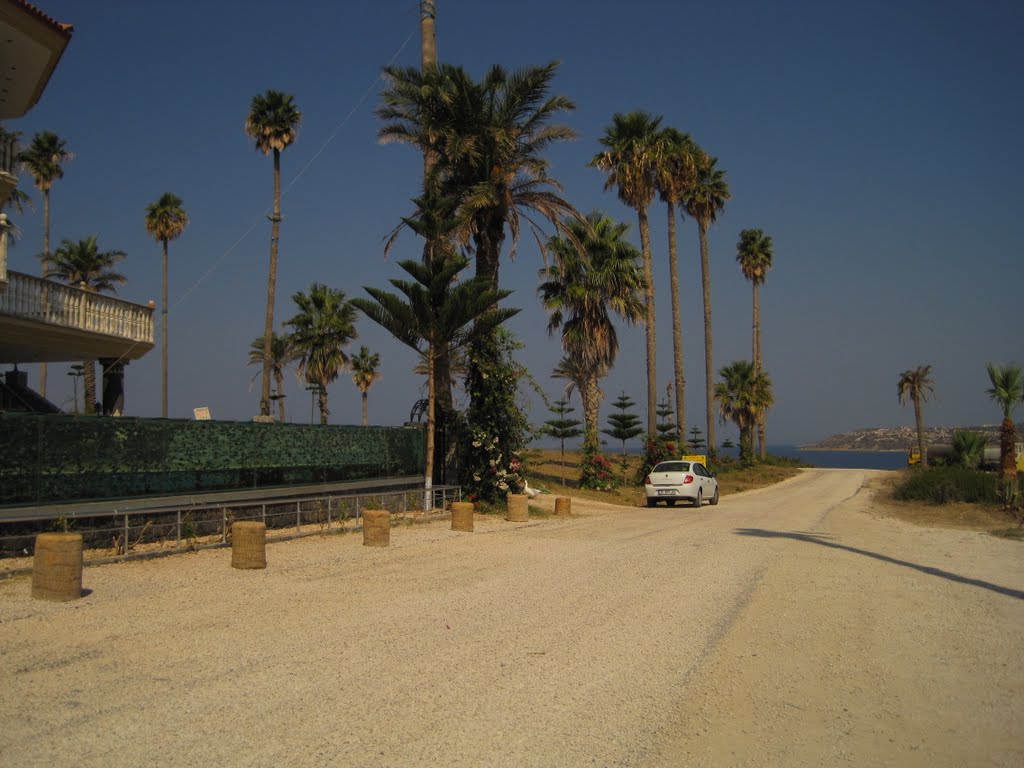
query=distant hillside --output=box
[803,424,1017,451]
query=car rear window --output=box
[655,462,690,473]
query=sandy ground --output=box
[1,469,1021,767]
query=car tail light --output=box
[644,475,652,485]
[683,475,694,484]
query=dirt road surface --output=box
[1,469,1021,767]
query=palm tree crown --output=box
[736,228,773,286]
[715,360,773,466]
[46,236,127,291]
[378,61,579,291]
[245,91,302,154]
[985,362,1024,483]
[285,284,357,425]
[20,131,71,194]
[248,332,297,422]
[145,193,188,244]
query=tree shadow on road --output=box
[735,528,1024,601]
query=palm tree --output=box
[539,211,645,450]
[683,151,730,458]
[715,360,773,467]
[46,236,127,411]
[419,1,437,69]
[350,346,382,427]
[20,130,72,399]
[655,127,700,439]
[590,111,664,435]
[736,227,774,459]
[985,363,1023,485]
[144,192,188,418]
[246,90,302,419]
[377,61,579,295]
[897,365,935,469]
[247,332,296,422]
[284,283,356,425]
[352,256,517,510]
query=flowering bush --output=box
[580,446,618,491]
[634,437,678,484]
[464,427,524,499]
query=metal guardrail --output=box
[0,484,463,571]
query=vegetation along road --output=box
[1,469,1020,767]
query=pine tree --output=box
[602,392,644,476]
[543,397,583,486]
[688,425,706,453]
[656,398,678,443]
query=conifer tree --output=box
[543,397,583,486]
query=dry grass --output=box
[863,472,1023,537]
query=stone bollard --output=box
[231,521,267,570]
[32,532,84,601]
[451,501,474,532]
[506,493,529,522]
[363,509,390,547]
[554,496,571,517]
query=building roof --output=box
[0,0,74,119]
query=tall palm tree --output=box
[985,363,1023,486]
[284,283,356,426]
[350,346,382,427]
[246,90,302,419]
[715,360,773,467]
[247,332,296,422]
[144,192,188,418]
[897,365,935,469]
[352,256,517,510]
[539,211,645,450]
[20,130,72,399]
[683,151,730,457]
[377,61,579,295]
[590,111,664,435]
[736,227,774,459]
[655,127,700,440]
[46,236,127,411]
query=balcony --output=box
[0,270,154,363]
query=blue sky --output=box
[6,0,1022,445]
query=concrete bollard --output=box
[554,496,571,517]
[506,493,529,522]
[363,509,391,547]
[231,521,267,570]
[451,501,474,532]
[32,533,84,601]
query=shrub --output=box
[893,467,1000,504]
[580,448,617,491]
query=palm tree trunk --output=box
[40,189,50,399]
[753,281,766,460]
[914,397,927,468]
[362,391,369,427]
[420,1,437,68]
[666,201,685,440]
[583,375,601,453]
[161,239,169,418]
[999,418,1017,483]
[82,359,96,414]
[698,223,715,456]
[274,370,287,422]
[260,148,282,418]
[318,386,329,426]
[637,207,657,436]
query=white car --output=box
[644,460,719,507]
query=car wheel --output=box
[646,498,656,507]
[710,487,719,506]
[694,488,703,508]
[666,499,676,507]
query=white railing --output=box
[0,270,154,344]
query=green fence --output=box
[0,413,426,507]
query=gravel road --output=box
[1,469,1021,767]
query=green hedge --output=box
[0,413,425,506]
[893,466,1001,504]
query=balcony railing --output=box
[0,270,154,345]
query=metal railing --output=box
[0,270,154,344]
[0,484,462,572]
